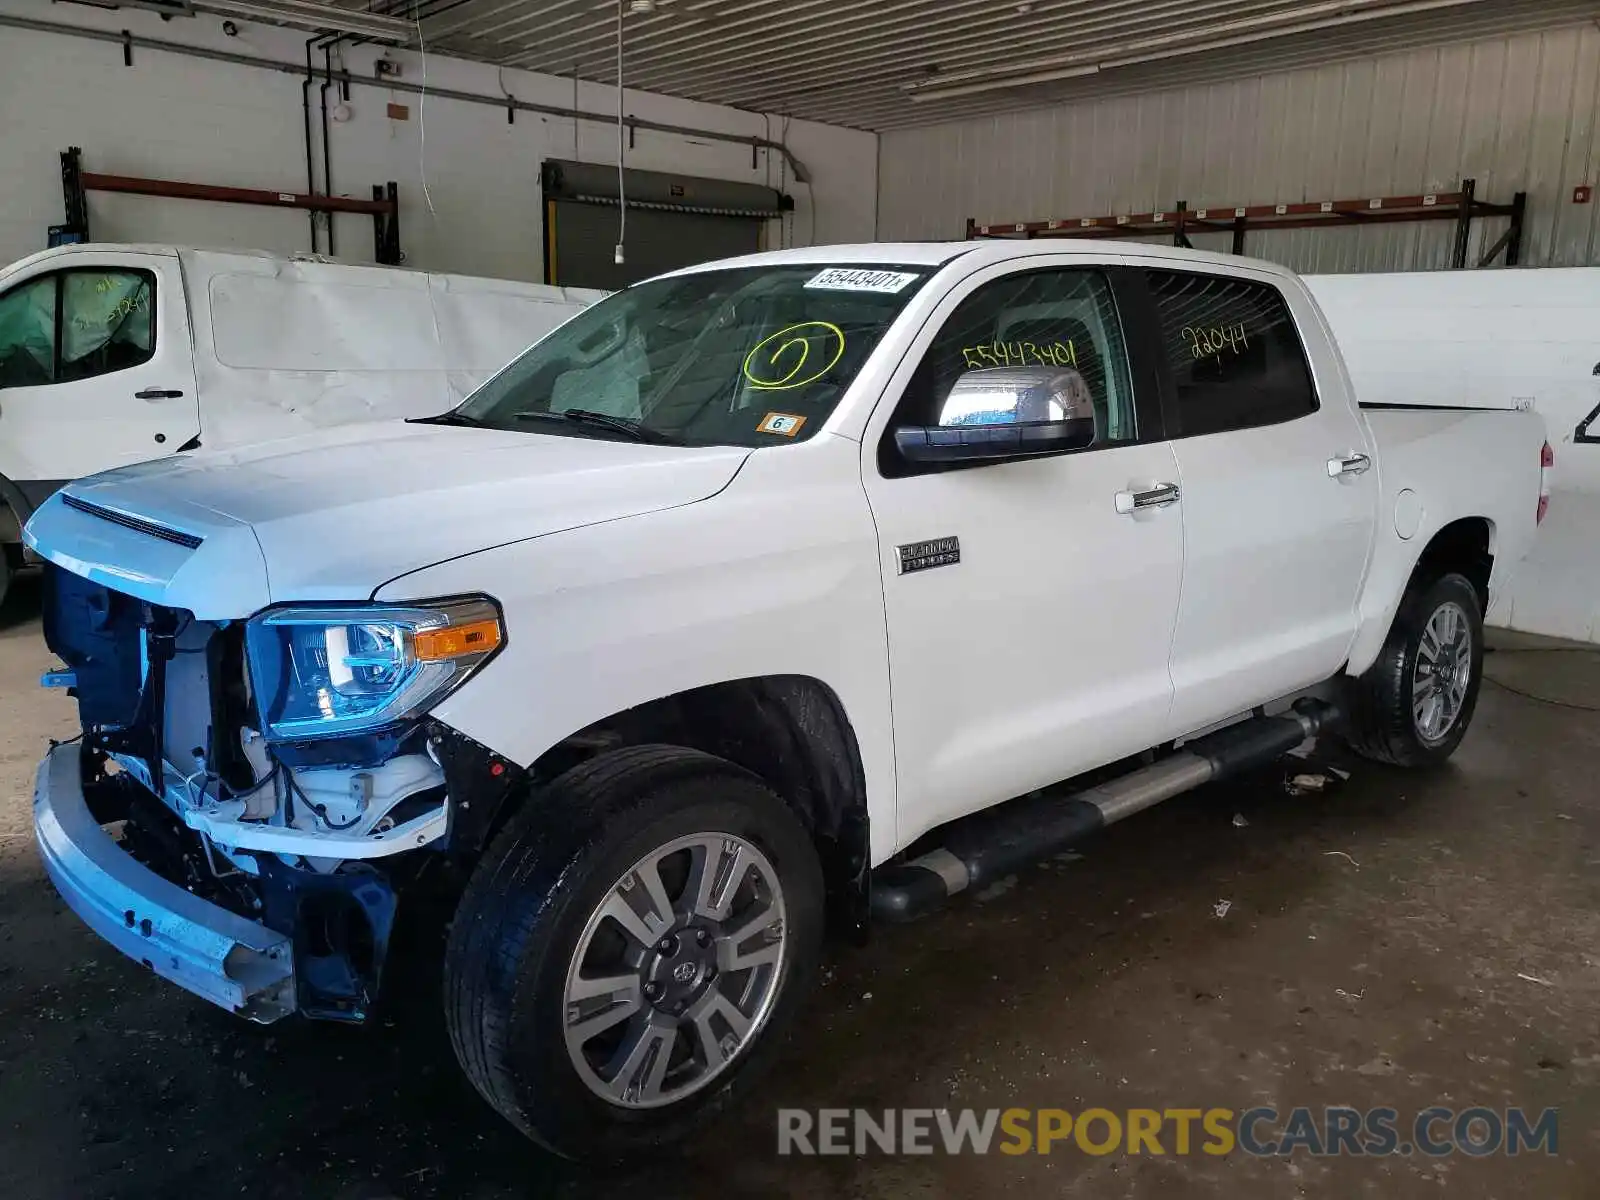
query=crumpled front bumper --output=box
[33,744,297,1023]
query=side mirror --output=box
[893,366,1097,465]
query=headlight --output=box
[245,598,504,742]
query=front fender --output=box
[375,441,901,863]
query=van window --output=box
[1146,270,1316,436]
[59,271,155,382]
[0,277,58,388]
[0,269,156,388]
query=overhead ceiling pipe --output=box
[198,0,414,40]
[0,11,812,184]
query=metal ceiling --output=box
[347,0,1600,130]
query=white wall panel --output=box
[879,23,1600,273]
[0,0,876,281]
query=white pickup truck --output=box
[26,241,1550,1160]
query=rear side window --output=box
[1146,270,1316,436]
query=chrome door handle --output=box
[1328,453,1371,477]
[1114,482,1180,514]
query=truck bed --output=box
[1354,404,1547,656]
[1310,268,1595,642]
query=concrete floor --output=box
[2,568,1598,1200]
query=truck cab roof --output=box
[661,238,1302,282]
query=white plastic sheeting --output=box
[1309,268,1600,642]
[182,249,604,447]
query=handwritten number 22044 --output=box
[1183,323,1248,360]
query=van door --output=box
[0,252,200,505]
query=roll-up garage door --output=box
[541,160,792,290]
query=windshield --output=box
[449,264,929,446]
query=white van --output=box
[1308,267,1600,643]
[0,243,601,601]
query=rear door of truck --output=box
[1128,264,1380,734]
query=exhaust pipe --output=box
[870,699,1340,922]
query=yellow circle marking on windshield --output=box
[742,321,845,390]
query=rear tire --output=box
[443,744,824,1161]
[1345,571,1484,767]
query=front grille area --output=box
[61,494,204,550]
[43,564,260,810]
[42,564,148,732]
[42,565,196,789]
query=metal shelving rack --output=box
[967,179,1527,268]
[54,146,404,265]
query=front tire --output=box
[1345,571,1484,766]
[443,745,823,1160]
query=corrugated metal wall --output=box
[877,22,1600,273]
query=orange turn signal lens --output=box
[413,618,503,662]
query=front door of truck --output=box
[0,252,200,503]
[1138,266,1379,735]
[863,260,1183,844]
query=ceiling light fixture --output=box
[1092,0,1488,70]
[903,0,1488,104]
[909,62,1098,102]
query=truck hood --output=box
[24,421,749,619]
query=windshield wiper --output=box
[513,408,678,445]
[408,410,478,427]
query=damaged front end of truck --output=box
[34,554,520,1024]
